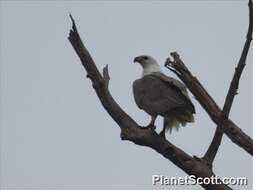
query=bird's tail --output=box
[164,111,194,133]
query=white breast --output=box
[142,64,161,76]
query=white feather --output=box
[141,56,162,76]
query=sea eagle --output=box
[133,55,195,137]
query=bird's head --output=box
[134,55,161,76]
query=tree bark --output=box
[203,0,253,165]
[68,14,232,190]
[67,1,252,189]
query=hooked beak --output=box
[134,56,142,63]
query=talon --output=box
[141,124,156,130]
[159,131,166,138]
[149,124,156,130]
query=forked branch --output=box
[165,50,252,156]
[165,0,253,159]
[68,14,231,190]
[203,0,253,165]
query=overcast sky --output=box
[0,1,252,190]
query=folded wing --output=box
[133,73,195,117]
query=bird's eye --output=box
[143,56,148,60]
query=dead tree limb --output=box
[166,52,253,156]
[166,42,252,159]
[68,14,232,190]
[203,0,253,165]
[165,0,253,157]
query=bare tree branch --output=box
[203,0,253,165]
[68,14,232,190]
[165,51,253,156]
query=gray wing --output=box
[152,72,195,112]
[133,79,143,110]
[152,72,189,98]
[133,74,195,116]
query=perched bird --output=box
[133,55,195,137]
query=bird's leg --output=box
[159,127,166,138]
[144,115,157,130]
[141,115,157,130]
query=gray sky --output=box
[0,1,252,190]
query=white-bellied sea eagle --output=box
[133,55,195,137]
